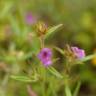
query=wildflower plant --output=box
[9,21,96,96]
[0,1,96,95]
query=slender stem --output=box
[73,81,81,96]
[40,65,46,96]
[42,75,46,96]
[49,82,57,96]
[40,36,45,49]
[64,61,72,96]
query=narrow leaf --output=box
[11,75,36,82]
[53,46,64,55]
[45,24,63,39]
[65,85,72,96]
[47,67,63,79]
[81,54,96,62]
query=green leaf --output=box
[65,85,72,96]
[11,75,37,83]
[47,67,63,79]
[45,24,63,39]
[53,46,64,55]
[81,54,96,62]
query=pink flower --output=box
[71,47,85,59]
[37,48,52,67]
[25,12,36,25]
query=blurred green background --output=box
[0,0,96,96]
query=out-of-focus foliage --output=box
[0,0,96,96]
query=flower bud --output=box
[64,45,85,63]
[36,21,47,36]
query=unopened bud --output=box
[36,21,47,36]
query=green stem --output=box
[40,65,46,96]
[40,36,44,49]
[73,81,81,96]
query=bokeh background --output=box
[0,0,96,96]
